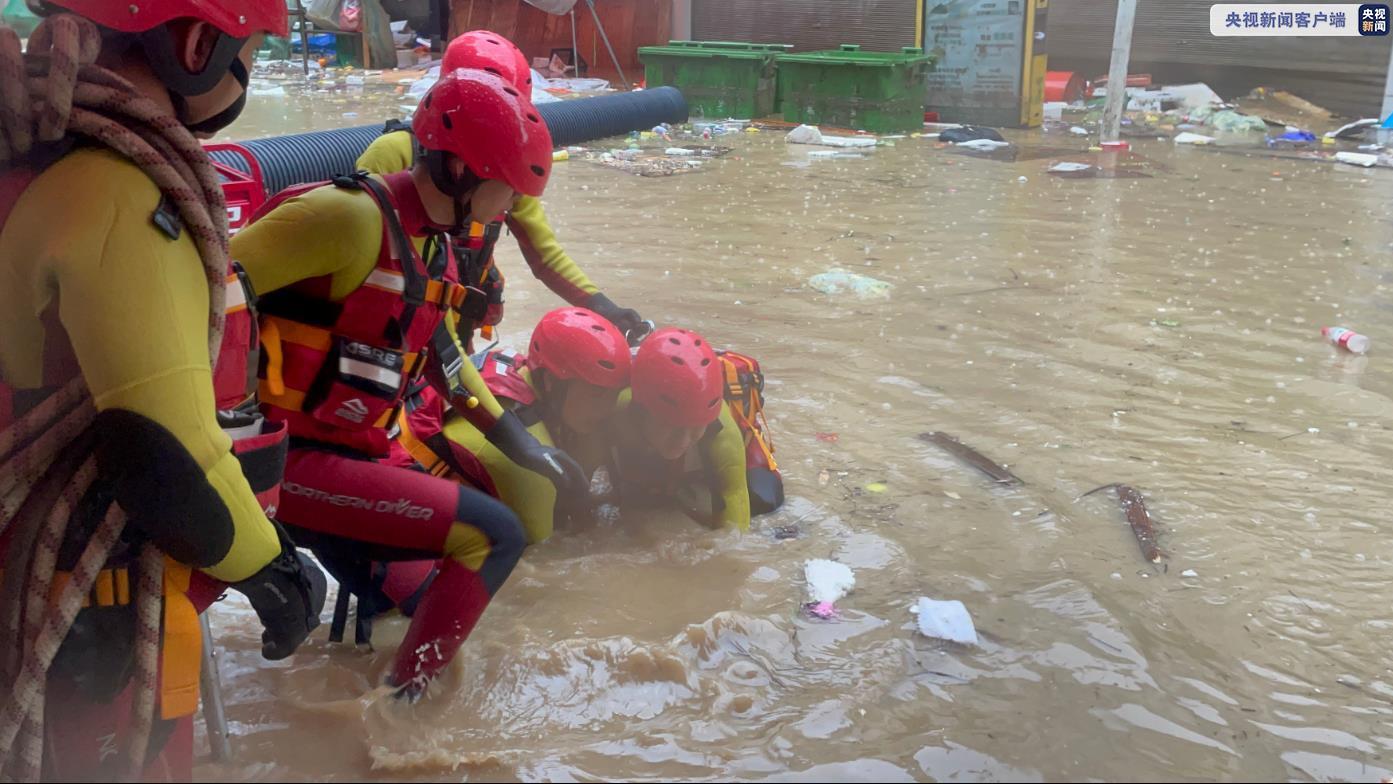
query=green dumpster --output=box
[638,41,791,120]
[776,45,935,133]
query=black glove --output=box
[230,521,327,661]
[586,292,644,336]
[486,411,588,501]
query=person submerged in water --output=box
[388,306,633,544]
[392,317,784,538]
[597,326,785,531]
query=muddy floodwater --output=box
[202,76,1393,781]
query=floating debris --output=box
[917,432,1021,485]
[807,269,893,300]
[804,559,854,618]
[910,597,978,645]
[1080,484,1163,564]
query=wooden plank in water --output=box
[1081,483,1163,564]
[918,432,1022,485]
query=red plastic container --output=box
[1044,71,1086,103]
[204,143,265,234]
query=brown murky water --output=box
[201,75,1393,781]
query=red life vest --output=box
[253,172,469,457]
[478,349,538,407]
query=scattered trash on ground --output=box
[1190,107,1268,134]
[955,138,1011,152]
[1328,118,1379,141]
[804,560,855,619]
[1268,129,1317,148]
[1174,132,1216,145]
[815,432,840,443]
[910,597,978,645]
[1323,326,1371,354]
[918,432,1021,485]
[807,269,893,300]
[1048,161,1095,176]
[807,150,867,160]
[1335,151,1379,168]
[940,125,1006,144]
[1180,569,1199,578]
[785,124,878,148]
[864,482,888,494]
[579,144,733,177]
[1069,126,1089,137]
[1080,484,1163,565]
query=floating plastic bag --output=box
[1173,132,1215,145]
[911,597,978,645]
[956,139,1010,151]
[808,269,893,300]
[804,560,854,618]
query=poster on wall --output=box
[924,0,1027,126]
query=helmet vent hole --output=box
[694,339,703,346]
[530,164,546,176]
[700,358,711,366]
[660,394,677,406]
[504,86,520,97]
[527,113,540,123]
[423,95,432,108]
[667,337,680,345]
[442,114,453,130]
[598,360,616,370]
[590,324,605,331]
[532,340,542,351]
[485,67,500,75]
[670,356,684,365]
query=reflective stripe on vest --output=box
[254,173,466,455]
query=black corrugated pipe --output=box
[538,86,688,148]
[209,87,688,195]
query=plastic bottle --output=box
[1323,326,1370,354]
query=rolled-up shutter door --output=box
[692,0,918,52]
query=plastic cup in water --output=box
[1322,326,1370,354]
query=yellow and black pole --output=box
[1019,0,1049,127]
[915,0,925,49]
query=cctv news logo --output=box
[1210,4,1389,35]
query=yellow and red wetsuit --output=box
[0,147,283,779]
[230,171,525,688]
[356,129,600,311]
[388,354,753,541]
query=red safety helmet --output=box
[632,328,724,428]
[33,0,289,37]
[444,30,532,92]
[413,69,552,198]
[528,308,631,389]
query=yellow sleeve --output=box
[1,150,278,582]
[437,413,558,544]
[230,180,383,299]
[437,312,507,427]
[506,196,599,306]
[355,130,415,176]
[706,404,751,532]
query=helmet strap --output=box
[423,148,481,233]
